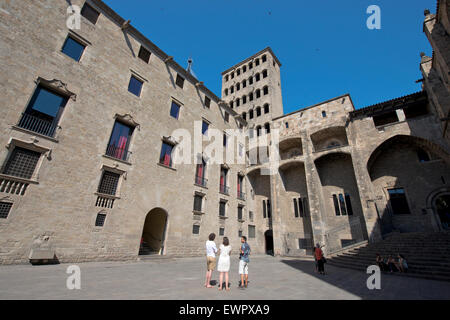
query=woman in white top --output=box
[217,237,232,291]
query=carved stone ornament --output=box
[36,78,77,101]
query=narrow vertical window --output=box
[175,74,185,89]
[345,194,353,216]
[293,198,299,218]
[263,200,267,218]
[106,120,134,161]
[339,194,347,215]
[298,198,304,217]
[138,46,151,63]
[128,76,143,97]
[170,101,181,119]
[388,188,411,214]
[193,194,203,212]
[159,142,174,167]
[202,121,209,136]
[205,96,211,108]
[95,213,107,227]
[333,194,340,216]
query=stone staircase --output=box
[327,231,450,282]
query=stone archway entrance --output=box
[265,230,274,256]
[434,194,450,231]
[139,208,168,255]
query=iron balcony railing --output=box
[18,113,57,137]
[105,144,131,162]
[237,191,246,200]
[195,175,208,188]
[219,184,230,195]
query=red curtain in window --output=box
[196,163,203,184]
[164,153,171,166]
[115,136,127,159]
[220,174,224,187]
[237,177,241,194]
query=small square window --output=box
[0,202,13,219]
[193,224,200,234]
[205,96,211,108]
[95,213,107,227]
[170,101,181,119]
[81,3,100,25]
[138,46,151,63]
[176,74,185,89]
[322,111,327,118]
[219,227,225,236]
[61,36,86,62]
[128,76,143,97]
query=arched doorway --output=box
[265,230,274,256]
[434,194,450,231]
[139,208,168,256]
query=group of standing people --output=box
[376,253,408,273]
[204,233,251,291]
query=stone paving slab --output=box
[0,256,449,300]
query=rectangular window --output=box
[298,198,305,217]
[345,194,354,216]
[202,121,209,136]
[219,227,225,236]
[373,111,399,127]
[238,206,243,221]
[339,194,347,216]
[0,202,13,219]
[193,194,203,212]
[19,85,68,137]
[106,121,133,161]
[193,224,200,235]
[293,198,299,218]
[98,171,120,196]
[239,230,243,237]
[159,142,174,167]
[267,199,272,219]
[249,211,254,222]
[333,194,340,216]
[176,74,185,89]
[205,96,211,108]
[248,225,256,239]
[95,213,107,227]
[322,111,327,118]
[3,147,41,179]
[388,188,411,214]
[170,101,181,119]
[61,36,86,62]
[81,3,100,24]
[128,76,143,97]
[138,46,151,63]
[223,133,227,147]
[219,201,226,217]
[298,239,308,250]
[262,200,267,218]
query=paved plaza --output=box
[0,255,449,300]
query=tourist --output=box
[239,236,251,289]
[217,237,232,291]
[387,255,398,273]
[376,253,387,271]
[314,243,326,275]
[395,254,408,273]
[204,233,217,288]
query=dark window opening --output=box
[219,201,226,217]
[262,55,267,63]
[138,46,151,63]
[293,198,299,218]
[333,194,340,216]
[345,194,353,216]
[249,110,254,119]
[106,120,134,161]
[322,111,327,118]
[193,194,203,212]
[255,59,260,66]
[404,103,429,119]
[205,96,211,108]
[238,206,243,221]
[0,202,13,219]
[256,90,261,99]
[128,76,143,97]
[159,142,174,167]
[417,149,431,162]
[243,80,247,88]
[339,194,347,215]
[264,123,270,134]
[3,147,40,179]
[249,62,253,69]
[95,213,107,227]
[388,188,411,214]
[249,93,254,101]
[256,107,262,117]
[255,74,260,82]
[219,227,225,236]
[81,3,100,24]
[242,112,247,120]
[242,96,247,104]
[263,200,267,218]
[193,224,200,234]
[249,77,253,85]
[263,86,269,95]
[62,36,86,62]
[264,104,270,114]
[262,70,268,78]
[373,111,399,127]
[175,74,185,89]
[202,121,209,136]
[98,171,120,196]
[170,101,181,119]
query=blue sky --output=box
[103,0,436,114]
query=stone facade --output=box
[0,0,449,264]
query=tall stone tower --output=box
[221,47,284,130]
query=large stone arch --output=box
[310,126,348,152]
[278,136,303,160]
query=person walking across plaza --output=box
[204,233,217,288]
[239,236,251,289]
[217,237,232,291]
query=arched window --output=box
[256,126,262,136]
[262,55,267,63]
[237,69,241,76]
[256,89,261,99]
[249,92,254,101]
[236,98,240,107]
[256,107,262,117]
[249,77,253,85]
[242,80,247,88]
[264,104,270,114]
[242,95,247,104]
[264,123,270,134]
[255,59,260,66]
[231,72,234,79]
[236,83,240,91]
[249,110,254,119]
[255,73,260,82]
[418,149,430,162]
[224,89,228,96]
[230,101,234,109]
[243,66,247,73]
[263,86,269,95]
[249,62,253,70]
[230,86,234,94]
[225,75,229,82]
[242,112,247,120]
[262,70,268,78]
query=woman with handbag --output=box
[314,243,326,275]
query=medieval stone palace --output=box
[0,0,449,264]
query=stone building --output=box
[0,0,448,264]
